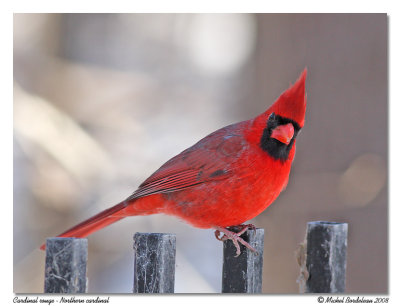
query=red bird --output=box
[40,69,307,256]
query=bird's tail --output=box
[40,201,129,250]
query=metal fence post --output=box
[133,232,176,293]
[44,237,88,293]
[221,227,264,293]
[301,221,348,293]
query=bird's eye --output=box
[268,112,276,121]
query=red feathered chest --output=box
[141,120,297,228]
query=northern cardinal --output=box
[40,69,307,256]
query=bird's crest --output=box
[267,69,307,128]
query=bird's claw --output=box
[214,224,257,257]
[214,229,225,241]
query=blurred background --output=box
[13,13,387,293]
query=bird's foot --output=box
[214,224,257,257]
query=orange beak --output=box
[270,123,295,145]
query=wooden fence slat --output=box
[133,232,176,293]
[221,228,264,293]
[303,221,348,293]
[44,237,88,293]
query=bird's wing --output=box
[127,127,249,200]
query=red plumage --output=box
[40,69,307,254]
